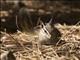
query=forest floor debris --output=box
[0,24,80,60]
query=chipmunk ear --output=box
[45,18,53,27]
[49,18,52,24]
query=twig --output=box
[7,33,30,51]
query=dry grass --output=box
[0,24,80,60]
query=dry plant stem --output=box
[7,33,30,51]
[32,37,42,60]
[16,15,19,29]
[56,39,61,46]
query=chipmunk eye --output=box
[41,25,43,28]
[44,30,47,34]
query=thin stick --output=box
[7,33,30,51]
